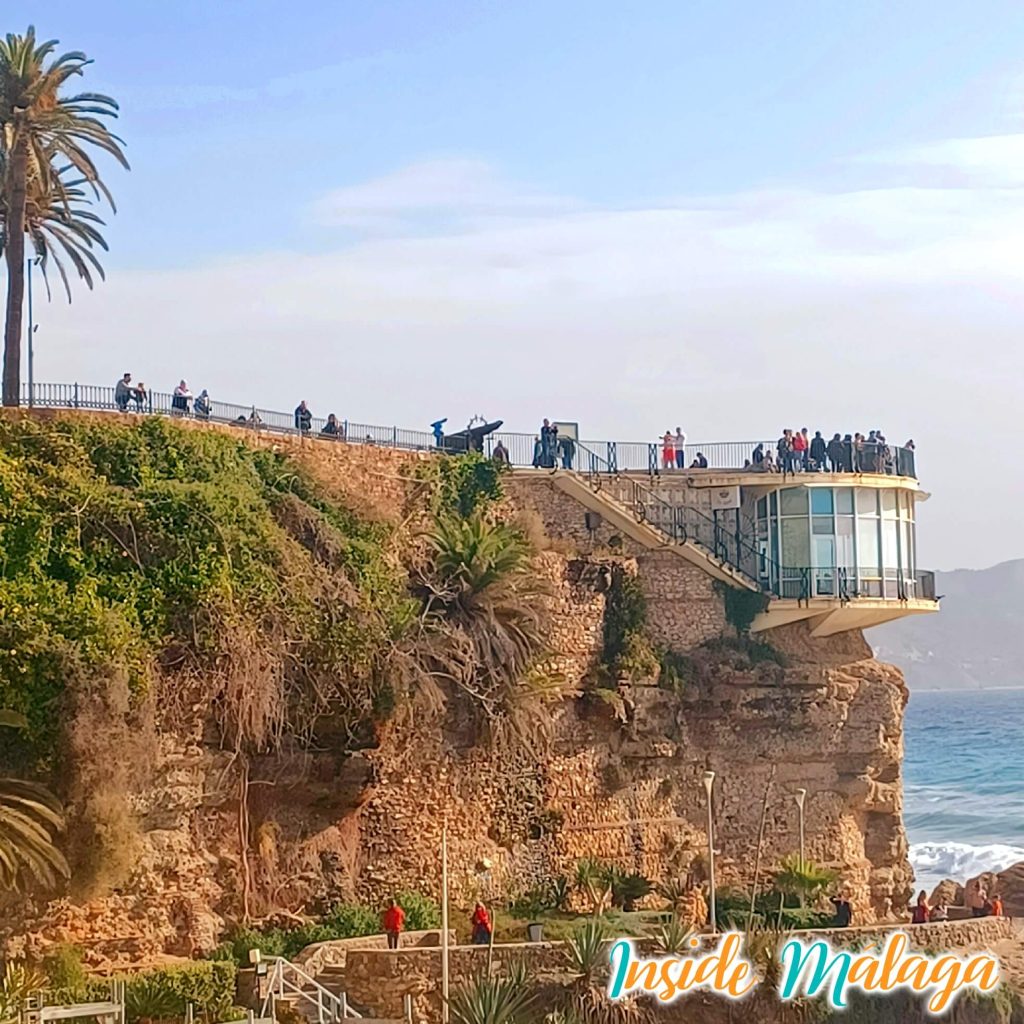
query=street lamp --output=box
[702,770,716,933]
[795,788,807,870]
[26,255,41,407]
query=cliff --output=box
[0,412,913,963]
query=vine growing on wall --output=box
[715,581,770,637]
[601,566,658,681]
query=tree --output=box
[0,710,69,890]
[773,854,837,905]
[0,154,109,299]
[0,25,128,407]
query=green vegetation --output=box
[601,567,657,680]
[449,959,534,1024]
[1,26,128,407]
[418,450,505,518]
[43,956,236,1023]
[209,891,439,965]
[716,582,770,636]
[0,710,68,891]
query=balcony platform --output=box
[751,596,938,636]
[616,467,926,495]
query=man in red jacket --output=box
[383,897,405,949]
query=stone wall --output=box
[3,418,915,966]
[338,917,1015,1022]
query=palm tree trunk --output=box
[2,133,29,408]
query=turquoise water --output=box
[904,689,1024,893]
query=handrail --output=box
[17,382,917,478]
[259,956,359,1023]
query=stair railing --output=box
[259,956,359,1023]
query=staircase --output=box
[543,461,764,593]
[259,958,409,1024]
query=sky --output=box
[6,0,1024,570]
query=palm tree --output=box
[773,854,837,906]
[0,25,128,407]
[1,154,109,299]
[0,711,69,890]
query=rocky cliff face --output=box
[0,419,914,963]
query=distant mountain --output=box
[870,559,1024,689]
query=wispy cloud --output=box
[37,136,1024,568]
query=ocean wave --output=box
[909,841,1024,884]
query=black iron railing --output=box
[19,383,917,478]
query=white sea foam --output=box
[910,841,1024,890]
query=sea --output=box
[905,688,1024,895]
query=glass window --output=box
[882,521,899,571]
[780,488,807,516]
[856,489,878,516]
[836,518,855,568]
[836,488,854,514]
[901,522,914,574]
[781,518,810,567]
[812,516,834,535]
[881,490,898,519]
[858,518,880,576]
[900,491,915,521]
[770,491,778,515]
[811,489,835,515]
[757,496,768,518]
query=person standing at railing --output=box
[661,431,675,470]
[674,427,687,469]
[493,439,510,465]
[294,400,312,433]
[809,430,827,471]
[194,389,211,420]
[540,419,558,468]
[321,413,341,438]
[792,427,807,471]
[382,897,405,949]
[132,381,148,411]
[115,372,133,412]
[172,380,193,416]
[777,430,794,475]
[559,434,575,470]
[431,418,447,447]
[827,433,844,472]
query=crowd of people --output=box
[530,418,576,469]
[751,428,915,476]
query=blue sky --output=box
[7,1,1024,568]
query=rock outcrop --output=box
[0,418,916,961]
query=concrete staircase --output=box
[545,469,761,592]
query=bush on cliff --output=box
[0,415,411,897]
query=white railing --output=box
[258,957,360,1023]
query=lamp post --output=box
[26,256,40,407]
[795,788,807,870]
[441,824,450,1024]
[702,770,716,932]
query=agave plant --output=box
[652,915,693,955]
[563,918,646,1024]
[0,710,69,891]
[564,917,608,981]
[449,959,534,1024]
[573,858,613,916]
[124,976,185,1024]
[0,961,47,1024]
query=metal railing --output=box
[259,956,358,1023]
[18,383,917,478]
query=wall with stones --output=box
[337,917,1014,1023]
[3,422,914,967]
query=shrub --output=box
[610,871,652,912]
[658,649,695,693]
[602,568,657,680]
[322,900,381,938]
[509,885,555,921]
[41,943,87,993]
[395,890,440,930]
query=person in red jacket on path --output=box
[383,897,405,949]
[470,902,493,945]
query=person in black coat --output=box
[809,431,828,471]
